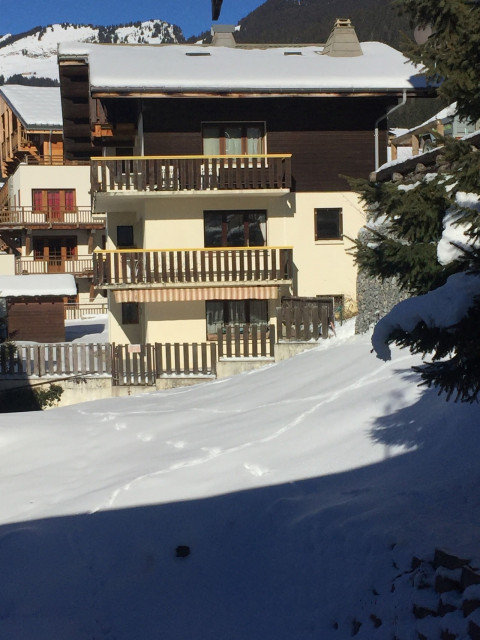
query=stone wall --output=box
[355,270,408,334]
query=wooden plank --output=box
[262,249,268,280]
[176,251,184,283]
[105,343,112,376]
[183,343,190,374]
[165,343,172,375]
[81,343,87,375]
[139,345,146,384]
[321,306,329,339]
[254,250,261,280]
[132,352,139,385]
[243,325,249,357]
[216,250,222,283]
[174,343,181,375]
[145,252,152,284]
[225,326,232,358]
[169,251,175,283]
[184,251,191,283]
[252,325,258,357]
[192,250,199,283]
[56,344,63,375]
[192,343,199,374]
[155,342,163,376]
[153,251,159,283]
[125,346,131,384]
[146,343,153,384]
[217,328,224,358]
[210,342,217,375]
[269,323,276,357]
[161,252,168,283]
[260,325,267,357]
[234,325,241,358]
[47,344,55,375]
[201,342,207,374]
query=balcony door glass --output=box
[202,123,265,156]
[204,210,267,247]
[224,126,242,156]
[203,127,221,155]
[247,126,263,155]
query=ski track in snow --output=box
[89,356,411,513]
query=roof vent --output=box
[211,24,236,47]
[323,18,362,57]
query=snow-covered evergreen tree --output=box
[354,0,480,402]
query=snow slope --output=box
[0,324,479,639]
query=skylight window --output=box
[185,52,211,56]
[284,51,302,56]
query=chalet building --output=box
[0,274,77,342]
[0,85,106,314]
[57,19,429,345]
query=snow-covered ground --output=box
[0,321,479,639]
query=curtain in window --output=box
[225,126,242,155]
[203,126,221,155]
[32,190,43,212]
[246,126,263,155]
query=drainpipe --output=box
[374,89,407,170]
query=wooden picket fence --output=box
[217,324,275,358]
[0,318,330,388]
[0,343,111,377]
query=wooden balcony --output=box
[0,207,105,229]
[93,247,293,288]
[16,255,94,276]
[91,155,292,194]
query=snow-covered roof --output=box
[0,274,76,297]
[58,41,428,94]
[0,85,62,129]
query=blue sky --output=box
[2,0,267,38]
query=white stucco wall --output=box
[7,164,91,208]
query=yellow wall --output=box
[102,190,366,343]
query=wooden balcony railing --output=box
[91,155,292,193]
[93,247,293,287]
[16,255,94,276]
[0,207,104,227]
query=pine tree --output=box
[353,0,480,401]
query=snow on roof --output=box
[0,85,62,129]
[0,274,76,297]
[58,41,428,94]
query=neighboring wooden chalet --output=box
[0,274,76,342]
[390,102,480,161]
[57,19,432,346]
[0,86,106,317]
[0,85,64,179]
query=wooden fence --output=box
[0,319,328,388]
[276,302,332,341]
[112,342,217,386]
[217,324,275,358]
[0,343,111,377]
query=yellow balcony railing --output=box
[93,247,293,287]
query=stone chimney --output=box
[211,24,236,47]
[323,18,362,57]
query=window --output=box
[202,123,265,156]
[32,189,76,218]
[315,208,343,240]
[206,300,268,336]
[117,225,134,249]
[122,302,139,325]
[204,210,267,247]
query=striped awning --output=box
[113,286,279,303]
